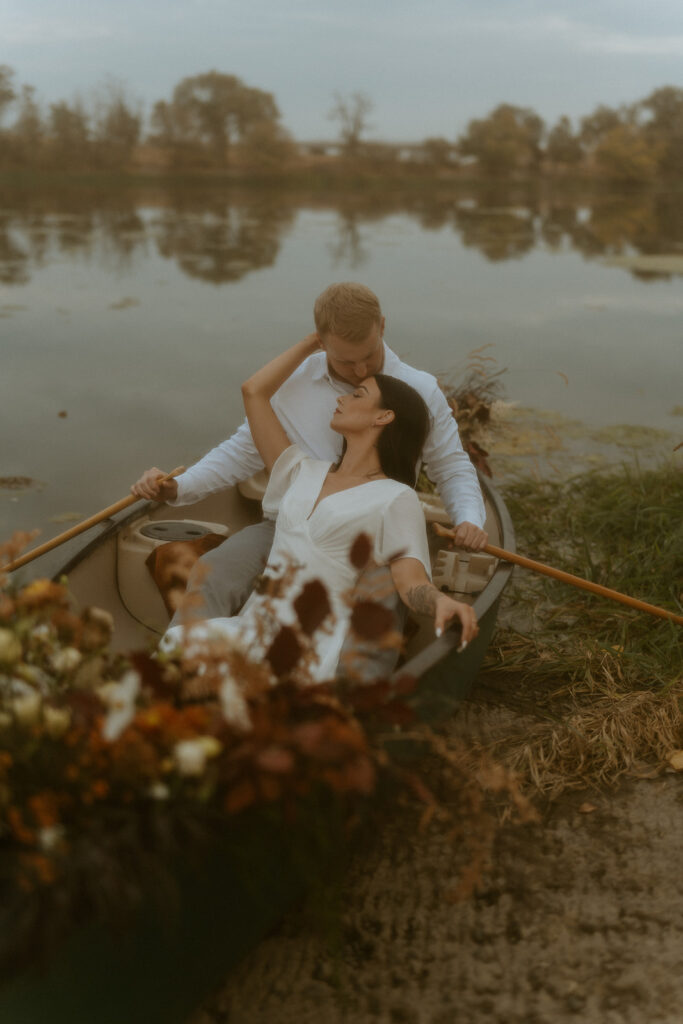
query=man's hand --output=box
[450,521,488,551]
[131,468,179,503]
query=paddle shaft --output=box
[2,467,185,574]
[482,542,683,626]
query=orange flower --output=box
[17,579,68,610]
[21,851,57,886]
[7,806,36,845]
[28,792,59,829]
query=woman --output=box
[161,334,478,682]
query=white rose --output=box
[148,781,170,801]
[173,736,222,777]
[219,676,252,732]
[44,705,72,738]
[85,607,114,632]
[12,691,42,726]
[98,671,140,743]
[0,628,22,665]
[50,647,83,674]
[39,825,65,851]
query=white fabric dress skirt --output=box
[161,445,431,683]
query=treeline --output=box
[0,64,681,183]
[0,67,293,173]
[455,91,683,182]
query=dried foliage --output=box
[0,533,529,981]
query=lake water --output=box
[1,183,681,549]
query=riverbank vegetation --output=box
[477,462,683,796]
[1,64,682,184]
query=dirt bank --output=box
[190,698,683,1024]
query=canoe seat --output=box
[433,549,497,595]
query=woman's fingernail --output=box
[457,641,468,653]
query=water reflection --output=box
[153,196,294,283]
[1,185,682,285]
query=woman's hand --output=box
[241,333,324,472]
[391,558,479,649]
[130,467,178,503]
[434,593,479,647]
[302,331,323,355]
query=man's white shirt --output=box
[171,345,486,529]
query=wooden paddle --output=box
[1,467,185,575]
[433,523,683,626]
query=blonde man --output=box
[132,283,487,658]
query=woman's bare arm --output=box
[241,334,321,472]
[390,556,479,645]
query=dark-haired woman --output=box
[161,335,478,681]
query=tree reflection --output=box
[0,210,30,284]
[152,196,294,283]
[0,185,682,285]
[453,204,536,261]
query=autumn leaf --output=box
[465,440,492,478]
[350,600,396,640]
[294,579,331,636]
[349,533,372,569]
[342,755,376,795]
[256,746,295,774]
[126,652,173,700]
[225,779,257,814]
[265,626,302,677]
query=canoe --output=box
[1,473,514,1024]
[24,470,514,705]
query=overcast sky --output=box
[4,0,683,141]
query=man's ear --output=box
[379,315,386,337]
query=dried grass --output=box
[479,460,683,795]
[479,682,683,798]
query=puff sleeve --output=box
[261,445,308,518]
[373,488,432,579]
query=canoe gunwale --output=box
[44,472,514,686]
[395,471,515,682]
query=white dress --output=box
[162,445,431,682]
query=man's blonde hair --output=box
[313,282,382,343]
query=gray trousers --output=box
[170,517,402,681]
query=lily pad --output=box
[0,476,37,490]
[108,297,140,311]
[601,253,683,276]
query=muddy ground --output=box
[189,684,683,1024]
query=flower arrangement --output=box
[0,532,531,991]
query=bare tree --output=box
[328,92,374,157]
[0,65,15,125]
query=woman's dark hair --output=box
[374,374,432,485]
[337,375,430,487]
[374,374,430,486]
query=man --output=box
[132,282,488,635]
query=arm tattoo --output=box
[405,583,439,616]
